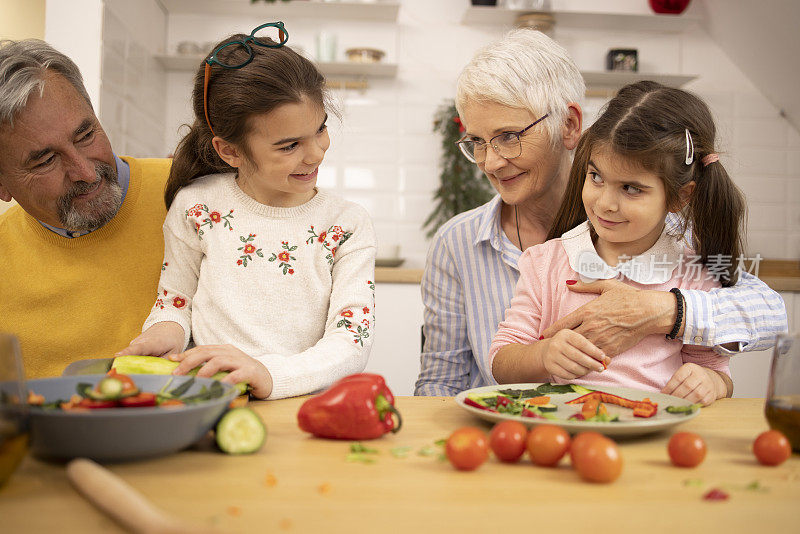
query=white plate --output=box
[455,383,700,437]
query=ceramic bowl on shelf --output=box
[345,48,385,64]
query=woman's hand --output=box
[115,321,185,357]
[170,344,273,399]
[661,363,728,406]
[541,279,677,357]
[539,330,608,380]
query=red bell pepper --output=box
[297,373,402,440]
[464,397,498,413]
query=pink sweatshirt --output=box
[488,222,730,392]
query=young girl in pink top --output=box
[489,81,744,406]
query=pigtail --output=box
[164,119,231,209]
[547,131,591,240]
[687,158,746,287]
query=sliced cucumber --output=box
[215,407,266,455]
[536,403,558,413]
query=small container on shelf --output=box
[606,49,638,72]
[345,48,386,64]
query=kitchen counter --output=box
[376,259,800,291]
[2,397,798,533]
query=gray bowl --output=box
[25,375,238,463]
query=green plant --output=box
[423,101,494,238]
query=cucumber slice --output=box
[215,407,266,455]
[537,403,558,412]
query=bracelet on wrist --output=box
[666,287,683,340]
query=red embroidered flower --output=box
[341,310,353,318]
[187,203,204,217]
[362,307,370,314]
[331,247,338,256]
[195,223,200,231]
[288,269,294,274]
[209,211,221,223]
[163,290,168,296]
[173,297,186,308]
[332,234,340,242]
[244,244,256,254]
[318,231,327,242]
[278,251,290,262]
[361,319,370,327]
[237,259,243,265]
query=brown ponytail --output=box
[165,33,331,208]
[547,81,745,286]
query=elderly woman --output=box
[414,29,787,396]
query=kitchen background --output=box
[2,0,798,396]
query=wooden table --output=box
[1,397,798,533]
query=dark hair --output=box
[165,35,329,208]
[548,80,745,286]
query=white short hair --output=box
[456,29,584,145]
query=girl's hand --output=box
[170,344,273,399]
[661,363,726,406]
[115,321,185,357]
[540,330,608,380]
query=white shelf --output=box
[581,70,697,90]
[162,0,400,21]
[462,7,700,32]
[154,54,397,78]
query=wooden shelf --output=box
[162,0,400,21]
[462,7,700,32]
[154,54,397,78]
[581,70,697,92]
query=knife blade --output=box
[61,357,115,376]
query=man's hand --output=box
[541,279,677,358]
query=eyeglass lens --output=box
[461,133,523,163]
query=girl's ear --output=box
[671,180,696,212]
[562,103,583,151]
[212,137,244,169]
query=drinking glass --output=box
[765,333,800,451]
[0,333,28,488]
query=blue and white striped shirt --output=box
[414,195,788,396]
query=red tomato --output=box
[445,427,489,471]
[119,392,158,408]
[667,432,707,468]
[526,424,571,467]
[570,432,623,483]
[77,398,118,409]
[106,368,139,394]
[489,421,528,462]
[753,430,792,466]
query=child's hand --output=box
[661,363,725,406]
[170,344,273,399]
[540,330,608,380]
[115,321,185,357]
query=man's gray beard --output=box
[57,161,123,232]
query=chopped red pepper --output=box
[297,373,402,440]
[495,396,511,408]
[464,397,498,413]
[568,391,658,418]
[521,408,542,418]
[703,488,729,501]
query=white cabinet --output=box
[365,283,423,396]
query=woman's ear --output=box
[562,103,583,151]
[671,180,696,212]
[212,137,244,169]
[0,182,12,203]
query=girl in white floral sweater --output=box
[118,23,376,399]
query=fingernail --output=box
[566,280,577,285]
[538,335,544,340]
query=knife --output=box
[62,357,115,376]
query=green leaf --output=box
[169,377,195,398]
[496,388,542,398]
[536,383,579,395]
[350,442,379,454]
[434,438,446,447]
[76,382,93,398]
[346,453,376,464]
[417,446,436,457]
[683,478,704,487]
[390,446,412,458]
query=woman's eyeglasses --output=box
[456,113,549,164]
[203,21,289,136]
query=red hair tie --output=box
[701,153,719,167]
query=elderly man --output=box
[0,39,171,378]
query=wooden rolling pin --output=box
[66,458,221,534]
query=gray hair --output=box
[0,39,92,127]
[456,29,585,145]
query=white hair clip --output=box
[685,128,694,165]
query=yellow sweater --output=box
[0,157,171,378]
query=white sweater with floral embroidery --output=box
[142,173,377,399]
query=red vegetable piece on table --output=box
[297,373,402,440]
[703,488,729,501]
